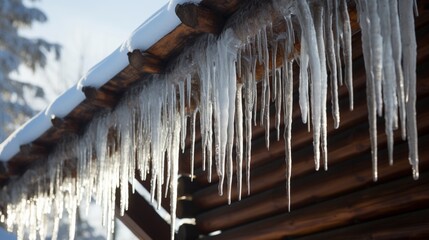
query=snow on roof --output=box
[0,0,202,162]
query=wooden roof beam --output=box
[127,50,164,74]
[175,3,225,34]
[51,116,81,133]
[81,86,119,109]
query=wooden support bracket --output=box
[127,49,164,74]
[51,116,80,133]
[175,3,225,34]
[81,86,119,109]
[19,143,48,156]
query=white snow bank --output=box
[0,0,202,162]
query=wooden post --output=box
[177,175,200,239]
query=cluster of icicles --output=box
[0,0,419,239]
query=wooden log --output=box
[51,116,80,133]
[196,133,429,233]
[177,224,200,240]
[200,0,242,15]
[176,3,225,34]
[127,49,164,74]
[296,208,429,240]
[81,86,119,109]
[116,184,170,240]
[204,171,429,239]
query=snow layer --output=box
[0,111,51,160]
[0,0,420,240]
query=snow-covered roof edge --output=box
[0,0,202,162]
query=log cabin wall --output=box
[181,2,429,239]
[133,1,429,238]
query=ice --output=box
[283,58,294,211]
[299,34,310,125]
[325,0,340,129]
[390,0,406,140]
[296,0,322,170]
[190,110,197,181]
[356,0,377,180]
[235,84,244,200]
[313,4,329,170]
[399,0,419,179]
[0,1,421,240]
[379,0,398,165]
[340,0,353,110]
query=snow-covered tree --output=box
[0,0,60,141]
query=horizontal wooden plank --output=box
[116,184,170,240]
[196,132,429,233]
[204,171,429,239]
[296,208,429,240]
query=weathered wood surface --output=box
[196,133,429,233]
[296,208,429,240]
[204,172,429,239]
[176,3,225,34]
[116,184,170,240]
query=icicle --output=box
[325,0,340,129]
[272,39,281,141]
[243,55,257,195]
[275,68,282,141]
[356,0,379,181]
[399,0,419,179]
[169,116,181,240]
[235,84,244,200]
[186,74,192,110]
[296,0,322,171]
[263,25,271,150]
[379,0,398,165]
[340,0,353,110]
[190,110,197,181]
[312,4,329,171]
[179,81,187,153]
[368,1,384,117]
[333,0,343,87]
[299,35,310,125]
[283,58,294,212]
[390,0,406,141]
